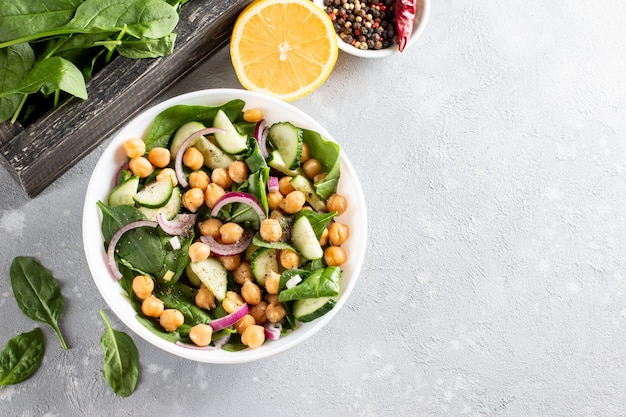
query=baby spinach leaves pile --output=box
[1,256,139,397]
[0,0,187,125]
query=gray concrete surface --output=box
[2,1,626,415]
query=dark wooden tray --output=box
[0,0,251,197]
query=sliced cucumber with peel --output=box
[213,109,248,155]
[268,122,302,170]
[133,177,173,208]
[170,121,205,157]
[290,175,327,212]
[291,215,324,260]
[267,150,300,176]
[194,135,235,169]
[138,187,182,221]
[293,297,336,322]
[108,175,139,207]
[186,257,228,301]
[250,247,279,286]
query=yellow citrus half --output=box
[230,0,339,102]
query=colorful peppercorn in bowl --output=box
[314,0,429,58]
[82,89,367,364]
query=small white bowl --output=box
[315,0,429,58]
[82,89,367,364]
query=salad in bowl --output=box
[82,89,366,363]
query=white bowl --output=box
[82,89,367,364]
[314,0,429,58]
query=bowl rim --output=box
[82,88,368,364]
[315,0,430,58]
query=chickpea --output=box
[300,142,310,162]
[195,285,215,310]
[243,108,264,123]
[147,147,170,168]
[182,187,204,213]
[260,218,282,243]
[220,254,241,271]
[189,324,213,347]
[324,246,347,266]
[228,161,249,184]
[198,218,222,238]
[267,191,284,211]
[220,222,244,244]
[156,168,177,186]
[222,291,244,314]
[189,241,211,262]
[264,293,280,305]
[123,137,145,159]
[266,303,286,323]
[264,271,280,295]
[302,158,322,180]
[313,172,327,183]
[132,275,154,300]
[182,147,204,171]
[241,324,265,349]
[327,193,348,215]
[328,222,350,246]
[128,156,153,178]
[279,249,300,270]
[241,281,262,305]
[279,190,306,214]
[159,309,184,332]
[319,227,329,246]
[234,314,256,334]
[248,301,268,324]
[141,295,164,318]
[189,170,210,191]
[233,261,253,285]
[278,176,294,196]
[211,167,233,189]
[204,183,225,208]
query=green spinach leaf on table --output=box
[99,310,139,397]
[9,257,68,350]
[0,0,82,43]
[117,32,177,59]
[0,328,45,387]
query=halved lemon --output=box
[230,0,339,102]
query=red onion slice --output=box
[200,229,254,256]
[156,213,196,236]
[208,303,249,331]
[210,191,266,221]
[174,127,225,188]
[264,321,282,340]
[107,220,158,280]
[268,176,279,193]
[253,119,269,159]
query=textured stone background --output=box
[2,0,626,415]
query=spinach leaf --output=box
[154,283,213,324]
[252,233,296,251]
[9,257,68,350]
[157,231,192,284]
[144,100,246,150]
[0,0,82,43]
[0,43,34,122]
[99,310,139,397]
[244,137,268,173]
[0,328,45,387]
[278,267,341,302]
[117,33,176,59]
[135,315,188,343]
[97,201,146,244]
[245,167,270,217]
[296,210,337,240]
[301,129,340,199]
[116,226,166,275]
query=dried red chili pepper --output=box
[394,0,417,52]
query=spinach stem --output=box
[10,94,28,124]
[0,28,83,49]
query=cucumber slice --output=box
[138,187,182,221]
[108,175,139,207]
[250,247,278,286]
[290,175,327,211]
[267,150,300,176]
[268,122,302,170]
[186,257,228,301]
[133,178,173,208]
[194,135,235,169]
[213,109,248,154]
[293,297,336,322]
[170,121,206,157]
[291,215,323,260]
